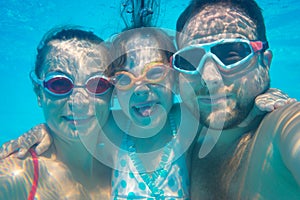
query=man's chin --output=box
[202,120,226,130]
[201,109,238,130]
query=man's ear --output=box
[263,50,273,69]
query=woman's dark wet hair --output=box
[34,26,112,77]
[110,27,176,74]
[176,0,267,43]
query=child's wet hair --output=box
[109,27,176,74]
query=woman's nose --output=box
[68,90,90,113]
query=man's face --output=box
[177,4,271,129]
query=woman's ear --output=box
[34,86,43,107]
[263,50,273,69]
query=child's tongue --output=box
[136,105,153,117]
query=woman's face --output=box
[37,39,112,141]
[114,32,174,128]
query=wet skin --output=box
[175,4,287,200]
[0,37,113,200]
[177,5,271,130]
[112,30,175,142]
[38,39,111,140]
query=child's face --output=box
[115,33,174,128]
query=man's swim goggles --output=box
[30,71,112,96]
[171,38,269,74]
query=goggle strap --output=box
[250,41,269,52]
[29,71,43,86]
[262,41,269,51]
[169,56,173,68]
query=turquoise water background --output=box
[0,0,299,144]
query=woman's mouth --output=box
[63,116,94,125]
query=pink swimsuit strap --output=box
[28,149,39,200]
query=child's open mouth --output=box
[132,101,157,117]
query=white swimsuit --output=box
[111,135,190,200]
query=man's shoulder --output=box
[262,101,300,125]
[252,101,300,139]
[239,101,300,197]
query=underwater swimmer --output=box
[174,0,299,199]
[0,26,114,200]
[0,28,295,200]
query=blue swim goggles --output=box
[171,38,269,74]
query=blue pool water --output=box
[0,0,299,144]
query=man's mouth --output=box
[198,94,230,105]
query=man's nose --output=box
[199,55,223,89]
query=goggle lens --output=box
[85,77,112,94]
[173,39,267,73]
[43,75,111,96]
[112,62,169,90]
[44,76,73,95]
[145,65,167,82]
[211,42,251,65]
[173,48,204,71]
[113,74,132,88]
